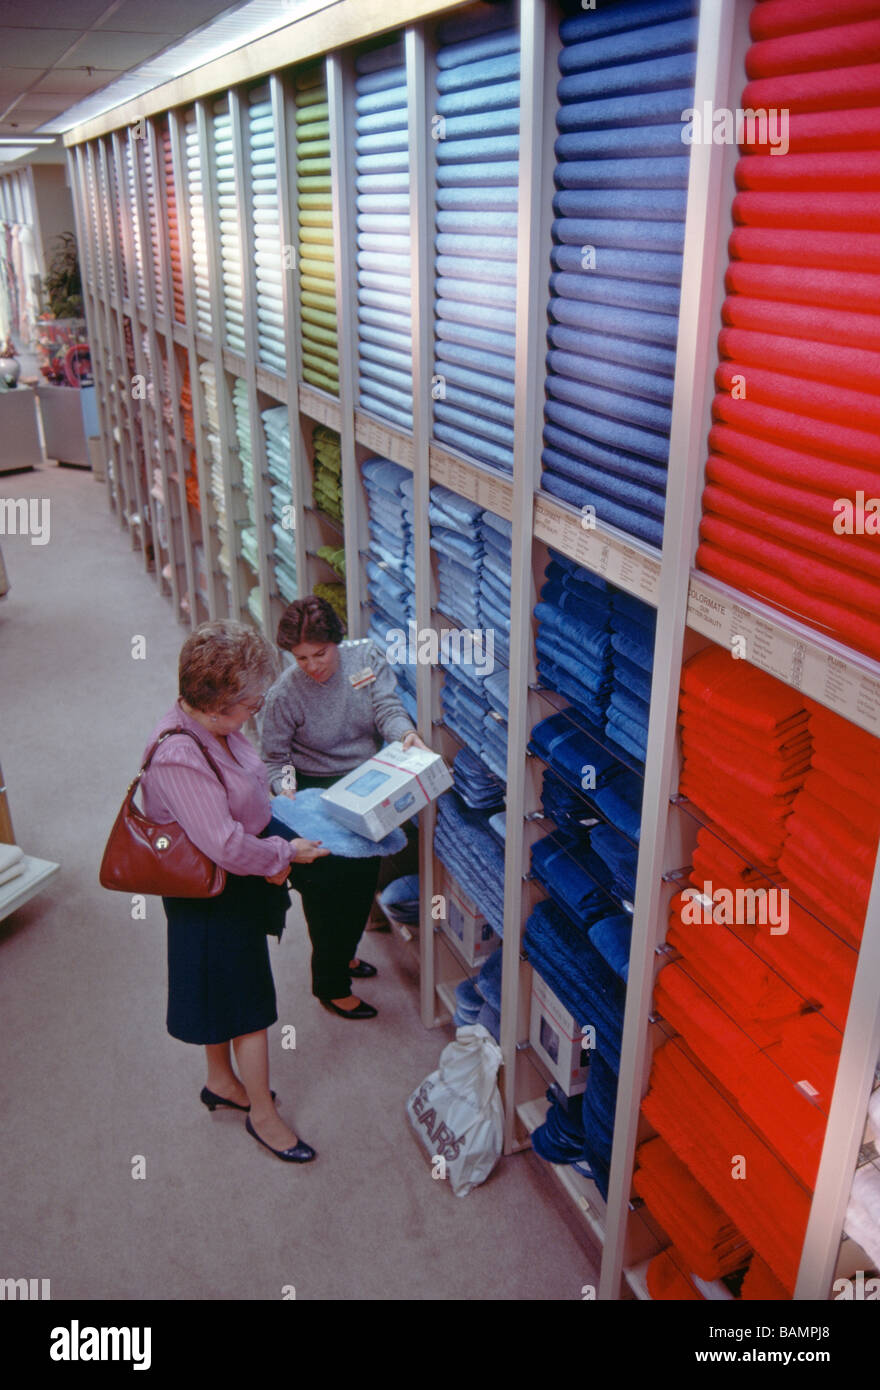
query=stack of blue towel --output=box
[432,7,520,475]
[453,943,503,1039]
[434,792,505,938]
[261,405,297,604]
[605,588,655,764]
[540,0,698,547]
[479,512,512,667]
[355,41,414,432]
[452,746,505,811]
[431,484,484,628]
[362,456,417,719]
[249,86,286,375]
[440,660,507,783]
[213,101,245,356]
[535,551,614,726]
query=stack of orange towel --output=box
[679,646,810,865]
[778,698,880,949]
[634,1137,751,1281]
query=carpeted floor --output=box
[0,460,597,1301]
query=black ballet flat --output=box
[245,1116,316,1163]
[319,997,378,1020]
[200,1086,276,1113]
[349,959,377,979]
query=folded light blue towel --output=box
[271,790,406,856]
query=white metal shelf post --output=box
[67,145,115,507]
[406,21,438,1028]
[597,0,747,1301]
[500,0,556,1154]
[327,52,362,637]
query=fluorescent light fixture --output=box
[0,137,58,146]
[40,0,334,134]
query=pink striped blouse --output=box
[140,702,296,877]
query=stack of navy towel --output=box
[479,511,512,669]
[606,589,655,764]
[451,745,505,811]
[535,551,614,726]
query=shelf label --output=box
[428,445,514,520]
[687,578,880,736]
[355,413,414,470]
[533,496,661,604]
[298,385,340,430]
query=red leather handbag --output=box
[99,728,227,898]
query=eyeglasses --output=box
[229,693,266,716]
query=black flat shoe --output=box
[349,959,377,979]
[319,997,378,1020]
[245,1116,316,1164]
[200,1086,276,1113]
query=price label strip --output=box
[533,495,661,605]
[355,412,415,471]
[298,384,340,430]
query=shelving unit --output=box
[64,0,880,1302]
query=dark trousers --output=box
[289,852,381,999]
[284,771,381,1000]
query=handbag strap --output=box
[131,726,227,794]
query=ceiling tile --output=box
[56,30,178,69]
[96,0,239,36]
[0,68,45,94]
[0,115,58,132]
[0,28,84,65]
[0,1,111,27]
[13,93,76,111]
[31,69,123,95]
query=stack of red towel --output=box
[645,1249,705,1301]
[695,0,880,661]
[679,646,810,865]
[642,1038,811,1294]
[634,1137,752,1281]
[778,698,880,948]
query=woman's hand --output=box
[290,838,329,863]
[401,730,430,753]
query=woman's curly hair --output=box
[179,620,279,713]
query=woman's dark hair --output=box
[277,595,344,651]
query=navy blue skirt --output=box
[163,822,293,1046]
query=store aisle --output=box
[0,463,597,1301]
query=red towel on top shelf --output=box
[741,107,880,156]
[702,484,880,580]
[643,1039,810,1294]
[728,227,880,272]
[750,1,880,45]
[718,325,880,394]
[736,150,880,190]
[746,19,880,80]
[743,63,880,115]
[695,543,880,661]
[732,190,880,232]
[634,1137,752,1282]
[723,292,880,351]
[708,421,880,495]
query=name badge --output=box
[350,667,376,690]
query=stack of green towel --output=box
[317,544,345,578]
[312,424,343,522]
[295,65,338,395]
[314,581,347,631]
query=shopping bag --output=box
[405,1024,504,1196]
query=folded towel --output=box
[271,790,405,856]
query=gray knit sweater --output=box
[260,638,415,790]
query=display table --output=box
[0,855,60,923]
[0,385,43,472]
[35,382,89,466]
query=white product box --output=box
[438,867,499,967]
[321,740,453,841]
[529,972,589,1096]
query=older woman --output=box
[261,596,427,1019]
[140,620,328,1163]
